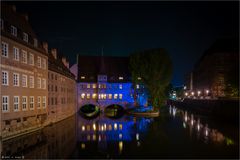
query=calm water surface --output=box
[1,106,239,159]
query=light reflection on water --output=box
[168,105,234,145]
[1,106,238,159]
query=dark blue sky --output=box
[8,1,239,86]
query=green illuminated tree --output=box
[129,48,173,109]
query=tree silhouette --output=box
[129,48,173,109]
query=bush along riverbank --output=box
[167,99,239,124]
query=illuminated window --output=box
[80,76,85,79]
[114,94,118,99]
[87,84,90,88]
[119,84,122,89]
[136,84,139,89]
[108,94,112,99]
[92,93,97,99]
[103,94,107,99]
[81,93,85,99]
[119,124,123,130]
[42,96,46,108]
[119,77,123,80]
[108,124,112,131]
[92,84,96,89]
[119,94,123,99]
[2,96,9,112]
[137,77,141,80]
[87,94,90,99]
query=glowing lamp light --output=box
[119,133,122,139]
[82,125,85,131]
[80,76,85,79]
[137,77,141,80]
[185,92,188,96]
[205,129,208,136]
[197,124,200,131]
[206,90,209,94]
[191,92,194,96]
[114,123,118,130]
[119,77,123,80]
[197,91,201,96]
[119,141,123,153]
[136,133,139,140]
[81,143,85,149]
[93,123,96,131]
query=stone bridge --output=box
[78,99,133,111]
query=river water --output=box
[1,106,239,159]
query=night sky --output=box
[5,1,239,86]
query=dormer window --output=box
[34,38,38,47]
[11,25,17,36]
[23,32,28,42]
[0,19,3,30]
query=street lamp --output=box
[197,91,201,96]
[185,92,188,96]
[191,91,194,96]
[206,90,209,96]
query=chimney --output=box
[51,48,57,59]
[22,14,28,21]
[66,61,69,69]
[12,5,16,12]
[42,42,48,53]
[62,57,67,67]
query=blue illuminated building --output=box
[70,54,148,110]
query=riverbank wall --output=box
[167,99,239,124]
[1,112,76,142]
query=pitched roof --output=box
[77,55,131,82]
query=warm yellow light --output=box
[185,92,188,96]
[81,143,85,149]
[82,125,85,131]
[191,92,194,96]
[81,76,85,79]
[119,141,123,153]
[93,123,96,131]
[114,123,117,130]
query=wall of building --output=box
[1,34,48,138]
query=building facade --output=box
[47,47,76,123]
[1,5,48,138]
[70,55,147,111]
[184,38,239,98]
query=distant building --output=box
[184,38,239,98]
[46,46,76,123]
[0,4,48,138]
[70,55,147,110]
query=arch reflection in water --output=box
[168,105,235,146]
[76,114,153,155]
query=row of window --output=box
[81,93,123,100]
[0,18,32,43]
[80,84,123,89]
[1,41,47,69]
[2,70,46,89]
[2,96,46,112]
[48,97,70,105]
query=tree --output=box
[129,48,173,110]
[225,62,239,97]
